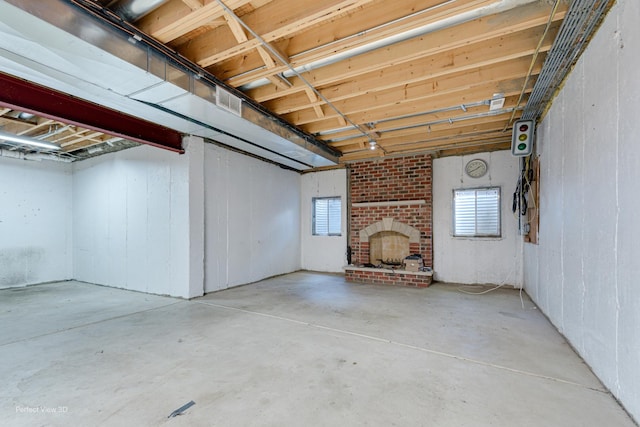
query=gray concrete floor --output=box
[0,272,636,427]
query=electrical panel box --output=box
[511,119,534,157]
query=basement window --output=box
[313,197,342,236]
[453,187,501,237]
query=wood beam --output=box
[324,97,522,145]
[266,75,293,90]
[270,25,557,122]
[287,68,537,128]
[267,54,545,117]
[304,88,324,118]
[62,132,108,152]
[244,2,566,101]
[181,0,204,10]
[182,0,377,68]
[331,110,516,149]
[299,78,533,134]
[224,11,249,42]
[137,0,251,43]
[18,118,54,136]
[224,0,501,84]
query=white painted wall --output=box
[72,141,204,298]
[300,169,347,272]
[433,151,522,286]
[0,155,72,288]
[204,144,301,292]
[524,0,640,421]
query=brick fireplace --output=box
[345,154,433,287]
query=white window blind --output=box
[453,187,501,237]
[313,197,341,236]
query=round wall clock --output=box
[465,159,488,178]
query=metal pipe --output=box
[240,0,537,90]
[214,0,377,146]
[325,106,523,143]
[315,100,493,137]
[106,0,169,21]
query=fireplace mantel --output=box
[352,199,426,208]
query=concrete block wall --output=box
[524,0,640,421]
[349,155,433,267]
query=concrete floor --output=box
[0,272,635,427]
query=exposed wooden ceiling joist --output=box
[4,0,595,164]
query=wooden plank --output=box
[287,70,536,129]
[0,117,40,134]
[181,0,204,10]
[267,22,557,119]
[266,75,292,90]
[61,131,105,151]
[255,46,278,68]
[17,118,54,136]
[216,0,500,83]
[267,54,545,116]
[304,88,324,118]
[245,2,566,101]
[182,0,377,67]
[524,156,540,244]
[367,129,512,154]
[319,94,523,142]
[339,139,511,161]
[298,78,533,135]
[224,11,249,42]
[330,111,515,149]
[136,0,252,43]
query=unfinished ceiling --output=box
[0,107,141,161]
[0,0,615,165]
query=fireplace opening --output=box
[369,231,409,265]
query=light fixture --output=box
[0,130,61,150]
[369,140,377,150]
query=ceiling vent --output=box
[216,86,242,117]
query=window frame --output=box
[312,196,342,236]
[452,186,501,238]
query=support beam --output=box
[0,72,184,153]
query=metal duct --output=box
[0,0,340,169]
[105,0,169,21]
[522,0,615,120]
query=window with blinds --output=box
[312,197,342,236]
[453,187,501,237]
